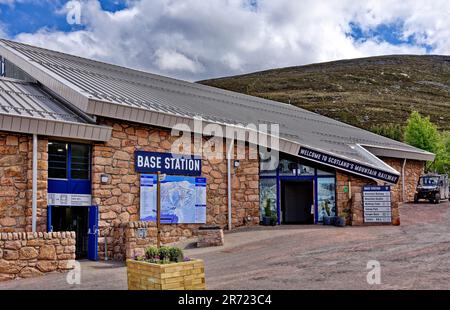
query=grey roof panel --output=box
[0,76,111,141]
[0,39,436,182]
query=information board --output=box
[363,186,392,223]
[140,174,207,224]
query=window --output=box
[317,177,336,222]
[260,178,277,219]
[278,159,298,176]
[48,142,68,179]
[71,144,90,180]
[48,142,91,180]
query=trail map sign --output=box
[140,174,206,224]
[363,186,392,223]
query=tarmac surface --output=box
[1,201,449,290]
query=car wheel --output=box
[435,193,441,204]
[414,194,419,203]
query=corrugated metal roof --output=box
[0,76,111,141]
[0,39,436,182]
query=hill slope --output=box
[199,55,450,132]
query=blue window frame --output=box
[260,158,336,225]
[48,141,92,196]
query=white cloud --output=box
[11,0,450,81]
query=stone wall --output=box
[381,158,424,203]
[93,118,260,259]
[0,231,76,281]
[106,221,157,261]
[0,133,48,233]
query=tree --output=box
[404,111,449,173]
[371,123,404,141]
[433,131,450,173]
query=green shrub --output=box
[158,246,171,262]
[142,246,185,264]
[145,246,159,260]
[169,247,184,262]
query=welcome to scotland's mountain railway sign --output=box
[298,147,400,184]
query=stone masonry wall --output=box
[110,221,157,261]
[0,231,76,281]
[381,158,424,203]
[93,118,260,260]
[0,132,48,233]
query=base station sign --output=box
[363,186,392,223]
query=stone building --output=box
[0,39,434,263]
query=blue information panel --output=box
[135,151,201,176]
[140,175,207,224]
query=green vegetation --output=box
[139,246,186,264]
[371,123,404,141]
[404,111,450,173]
[200,55,450,132]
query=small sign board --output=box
[135,151,201,176]
[363,186,392,223]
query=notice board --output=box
[363,185,392,223]
[140,174,207,224]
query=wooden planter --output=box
[126,259,206,290]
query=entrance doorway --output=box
[281,181,314,224]
[48,205,98,261]
[51,206,88,259]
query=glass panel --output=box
[260,178,277,219]
[71,144,90,180]
[48,142,68,179]
[317,169,335,176]
[317,177,336,222]
[298,165,314,176]
[278,159,298,176]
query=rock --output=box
[0,259,19,274]
[0,217,17,227]
[4,240,21,250]
[19,267,43,278]
[3,250,18,260]
[113,151,130,161]
[38,245,56,260]
[19,247,39,260]
[6,136,18,146]
[36,261,58,272]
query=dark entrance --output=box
[281,181,314,224]
[51,206,89,259]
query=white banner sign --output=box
[47,193,92,206]
[363,186,392,224]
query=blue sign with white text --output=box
[134,151,202,176]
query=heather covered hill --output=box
[199,55,450,132]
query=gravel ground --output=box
[1,201,449,290]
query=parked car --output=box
[414,174,449,204]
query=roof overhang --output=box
[360,144,436,162]
[0,113,112,142]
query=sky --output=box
[0,0,449,81]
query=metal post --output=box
[227,140,233,231]
[104,235,108,261]
[31,134,38,233]
[156,171,161,248]
[402,158,407,202]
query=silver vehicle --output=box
[414,174,450,204]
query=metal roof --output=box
[0,76,111,141]
[0,39,436,183]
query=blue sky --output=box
[0,0,448,81]
[0,0,127,36]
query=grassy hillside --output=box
[199,55,450,133]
